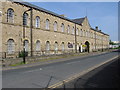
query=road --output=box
[2,51,119,88]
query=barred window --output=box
[72,27,75,34]
[61,42,65,51]
[76,28,79,35]
[46,41,50,51]
[24,40,29,51]
[36,40,40,51]
[54,21,57,31]
[35,16,40,28]
[67,25,70,34]
[7,8,14,23]
[46,19,49,30]
[54,42,58,51]
[7,39,15,54]
[23,13,28,26]
[61,23,64,32]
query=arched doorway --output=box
[85,41,90,53]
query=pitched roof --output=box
[9,0,79,24]
[72,18,85,24]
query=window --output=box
[80,29,83,36]
[61,42,65,51]
[76,28,79,35]
[54,21,57,31]
[7,39,15,54]
[23,13,28,26]
[61,23,64,32]
[46,41,50,51]
[54,42,58,51]
[67,25,70,34]
[36,40,40,51]
[35,16,40,28]
[46,19,49,30]
[72,27,75,34]
[24,40,29,51]
[7,8,14,23]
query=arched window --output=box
[46,41,50,51]
[7,39,15,54]
[61,23,64,32]
[54,21,57,31]
[61,42,65,51]
[35,16,40,28]
[7,8,14,23]
[24,40,29,51]
[76,28,79,35]
[23,13,28,26]
[72,27,75,34]
[46,19,49,30]
[80,29,82,36]
[36,40,40,51]
[67,25,70,34]
[54,42,58,51]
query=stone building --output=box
[0,0,109,58]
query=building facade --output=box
[0,0,109,58]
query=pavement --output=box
[2,50,119,88]
[2,50,114,71]
[58,55,120,89]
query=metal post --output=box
[23,9,32,64]
[102,35,103,52]
[30,8,33,57]
[75,24,77,53]
[23,20,26,64]
[95,30,96,51]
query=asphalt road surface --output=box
[2,51,119,88]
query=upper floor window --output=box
[72,27,75,34]
[67,25,70,34]
[46,19,49,30]
[76,28,79,35]
[7,8,14,23]
[35,16,40,28]
[54,21,57,31]
[61,23,64,32]
[23,13,28,26]
[80,29,83,36]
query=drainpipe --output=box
[75,24,77,53]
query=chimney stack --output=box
[95,26,98,31]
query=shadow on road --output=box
[74,57,120,89]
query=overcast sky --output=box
[29,2,118,41]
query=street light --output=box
[23,8,32,64]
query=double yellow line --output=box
[48,55,119,88]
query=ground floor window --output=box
[46,41,50,51]
[36,40,40,51]
[7,39,15,54]
[25,40,29,52]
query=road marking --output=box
[40,68,42,70]
[48,55,119,88]
[22,68,42,74]
[67,61,81,64]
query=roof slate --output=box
[72,18,85,24]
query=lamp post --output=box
[23,8,32,64]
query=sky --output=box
[29,2,118,41]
